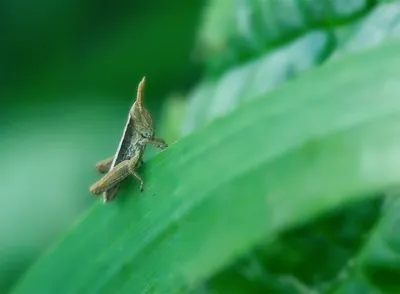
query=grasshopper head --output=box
[130,76,155,139]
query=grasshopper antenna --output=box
[136,76,146,110]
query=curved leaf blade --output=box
[11,40,400,294]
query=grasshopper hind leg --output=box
[95,156,114,173]
[90,154,143,200]
[90,160,131,195]
[103,185,120,203]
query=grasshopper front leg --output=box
[143,137,168,149]
[90,153,144,196]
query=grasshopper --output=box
[90,77,168,202]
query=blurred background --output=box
[0,0,204,291]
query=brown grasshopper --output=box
[90,77,168,202]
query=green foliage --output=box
[11,35,400,294]
[4,0,400,293]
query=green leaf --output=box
[356,195,400,292]
[332,1,400,59]
[250,199,381,290]
[183,29,332,133]
[326,194,400,293]
[198,0,374,74]
[10,39,400,293]
[186,1,400,135]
